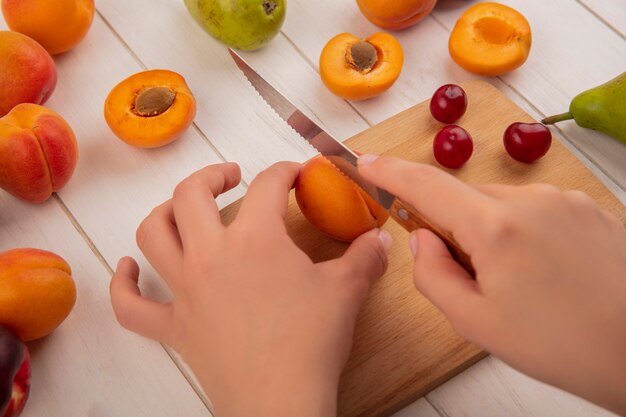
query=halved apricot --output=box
[104,70,196,148]
[295,155,389,242]
[320,32,404,101]
[449,2,532,76]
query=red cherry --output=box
[430,84,468,124]
[433,125,473,169]
[504,123,552,163]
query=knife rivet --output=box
[397,208,409,221]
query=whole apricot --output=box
[0,248,76,342]
[1,0,95,55]
[104,70,197,148]
[449,2,532,76]
[320,32,404,101]
[356,0,437,30]
[295,155,389,242]
[0,104,78,203]
[0,31,57,117]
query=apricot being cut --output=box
[295,155,389,242]
[2,0,95,55]
[104,70,197,148]
[320,32,403,101]
[449,2,532,76]
[357,0,437,30]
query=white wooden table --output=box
[1,0,625,416]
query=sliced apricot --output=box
[449,2,531,76]
[320,32,404,101]
[104,70,196,148]
[295,155,389,242]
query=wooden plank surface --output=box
[0,195,211,416]
[427,356,619,417]
[578,0,626,37]
[218,80,625,417]
[1,0,624,415]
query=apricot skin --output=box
[295,156,389,242]
[0,104,78,203]
[2,0,95,55]
[0,248,76,342]
[356,0,437,30]
[0,30,57,117]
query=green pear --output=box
[542,72,626,145]
[184,0,286,51]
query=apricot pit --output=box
[348,41,378,73]
[134,87,176,117]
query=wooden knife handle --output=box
[390,199,475,277]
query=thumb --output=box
[411,229,482,336]
[321,228,391,306]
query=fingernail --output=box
[379,229,393,253]
[409,233,419,257]
[357,154,379,166]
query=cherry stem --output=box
[541,112,574,125]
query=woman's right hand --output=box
[358,155,626,415]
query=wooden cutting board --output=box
[220,80,626,417]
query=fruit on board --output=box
[184,0,285,51]
[433,125,473,169]
[504,122,551,163]
[0,31,57,117]
[430,84,468,124]
[0,326,31,417]
[542,72,626,145]
[104,70,197,148]
[295,155,389,242]
[0,248,76,342]
[449,2,531,76]
[320,32,404,101]
[1,0,95,55]
[356,0,437,30]
[0,104,78,203]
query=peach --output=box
[0,104,78,203]
[295,155,389,242]
[1,0,95,55]
[0,31,57,117]
[0,248,76,342]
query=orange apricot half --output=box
[449,2,532,77]
[320,32,404,101]
[104,70,196,148]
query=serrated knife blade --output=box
[228,47,395,209]
[228,48,475,276]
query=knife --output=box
[228,48,474,276]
